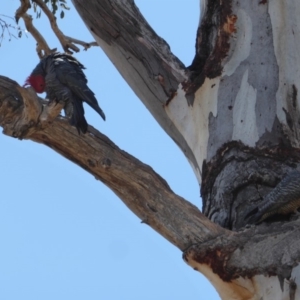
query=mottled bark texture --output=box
[2,0,300,298]
[198,0,300,231]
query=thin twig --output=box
[0,18,11,45]
[0,15,24,46]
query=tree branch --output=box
[0,74,224,250]
[64,35,98,51]
[22,13,54,57]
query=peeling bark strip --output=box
[0,75,223,251]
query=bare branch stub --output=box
[39,100,64,128]
[64,35,98,51]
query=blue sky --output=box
[0,1,219,299]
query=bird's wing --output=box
[55,60,106,120]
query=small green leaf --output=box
[60,10,64,18]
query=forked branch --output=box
[15,0,98,57]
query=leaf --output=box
[18,30,22,38]
[52,3,58,15]
[60,10,64,19]
[60,3,70,10]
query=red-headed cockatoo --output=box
[24,52,105,134]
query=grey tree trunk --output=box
[1,0,300,299]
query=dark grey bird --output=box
[245,170,300,225]
[24,52,105,134]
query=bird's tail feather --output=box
[70,99,88,134]
[84,91,106,121]
[94,105,106,121]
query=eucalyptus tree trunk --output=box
[1,0,300,299]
